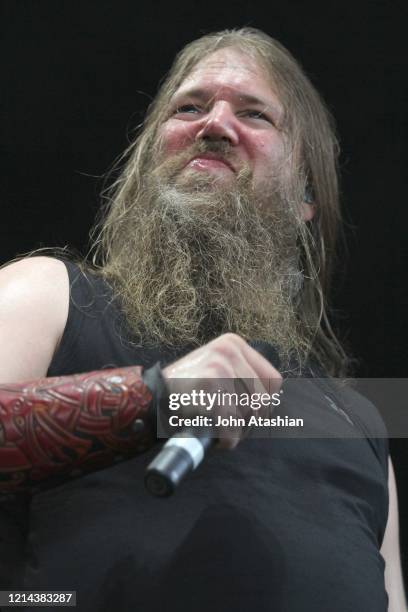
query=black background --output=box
[2,0,407,581]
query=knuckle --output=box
[205,361,233,379]
[212,332,245,349]
[209,333,246,362]
[272,372,283,385]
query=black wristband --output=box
[141,362,169,435]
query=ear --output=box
[300,201,316,222]
[300,183,315,221]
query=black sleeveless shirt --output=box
[16,260,389,611]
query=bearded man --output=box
[0,28,405,612]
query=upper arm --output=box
[381,456,407,611]
[0,256,69,383]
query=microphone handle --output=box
[144,340,280,497]
[144,429,214,497]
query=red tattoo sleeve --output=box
[0,366,154,493]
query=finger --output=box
[217,436,240,450]
[208,333,282,388]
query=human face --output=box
[158,48,286,193]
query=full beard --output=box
[108,141,309,367]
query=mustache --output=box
[154,139,246,182]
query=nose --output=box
[195,102,239,146]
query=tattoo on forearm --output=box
[0,367,153,493]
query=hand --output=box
[162,333,282,448]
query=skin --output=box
[163,333,282,449]
[0,48,404,608]
[158,49,406,606]
[159,47,314,221]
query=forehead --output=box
[173,47,282,111]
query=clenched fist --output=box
[162,334,282,448]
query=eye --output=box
[243,109,273,123]
[173,104,201,115]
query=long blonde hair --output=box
[89,28,348,376]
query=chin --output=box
[176,167,236,192]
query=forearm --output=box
[0,366,156,493]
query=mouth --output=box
[185,153,235,173]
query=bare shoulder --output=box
[0,257,70,382]
[0,257,69,313]
[0,255,68,284]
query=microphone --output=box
[144,341,280,497]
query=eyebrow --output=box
[172,87,283,122]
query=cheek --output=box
[159,121,196,154]
[250,136,286,176]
